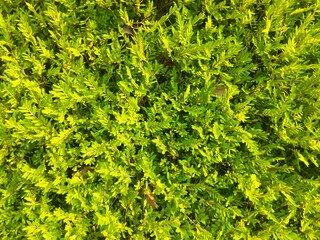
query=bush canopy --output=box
[0,0,320,239]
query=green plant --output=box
[1,0,319,239]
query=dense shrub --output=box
[1,0,320,239]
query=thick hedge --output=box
[1,0,320,239]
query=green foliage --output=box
[1,0,320,239]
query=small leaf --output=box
[123,26,134,35]
[296,151,309,167]
[250,174,261,189]
[192,125,205,139]
[290,7,313,16]
[118,81,133,94]
[145,191,157,208]
[213,86,226,97]
[77,166,95,176]
[183,85,190,102]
